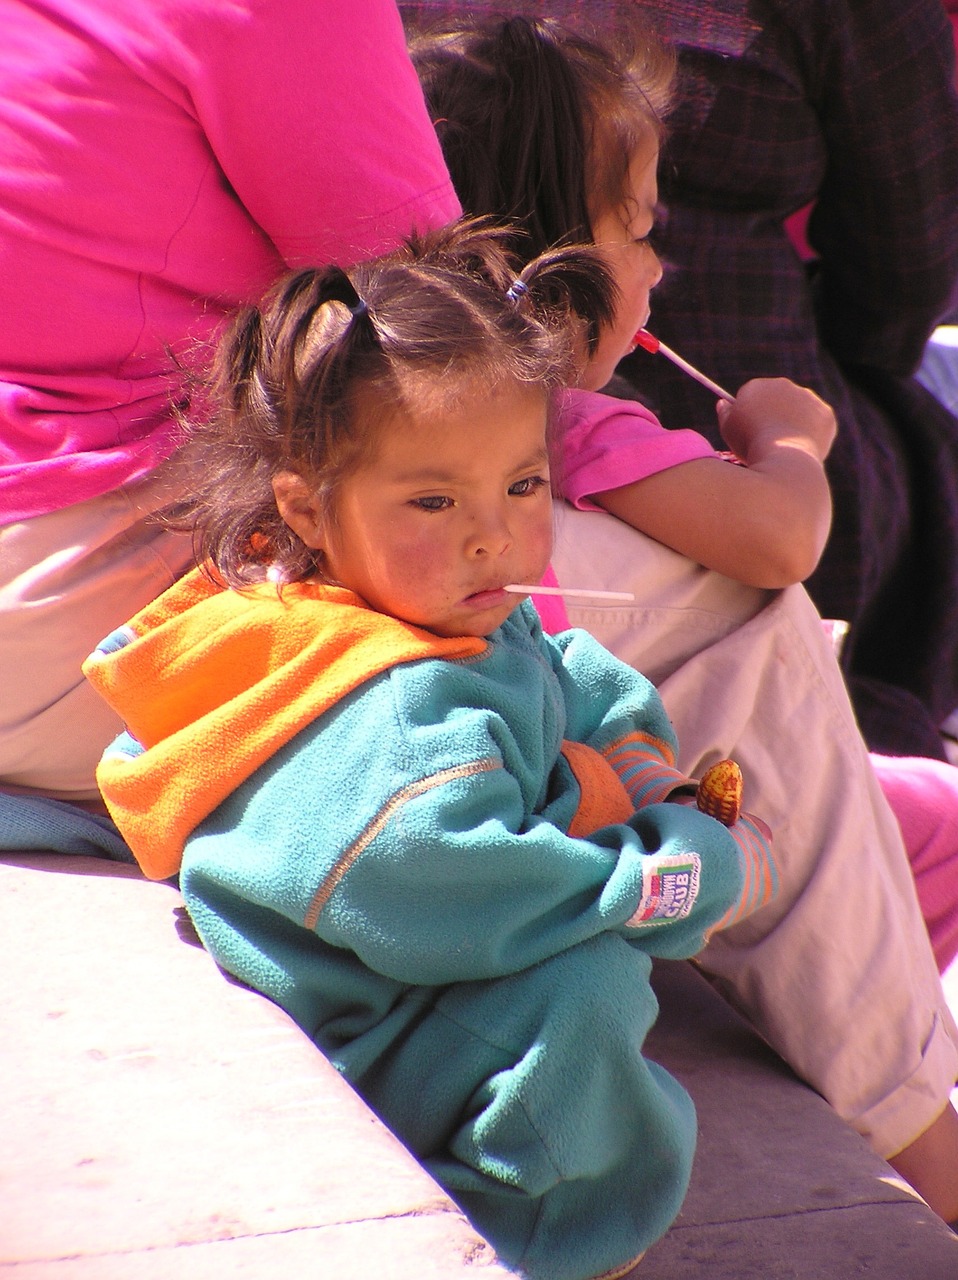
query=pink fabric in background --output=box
[947,0,958,76]
[871,754,958,971]
[0,0,460,523]
[784,203,817,263]
[532,563,571,633]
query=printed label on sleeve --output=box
[626,853,701,927]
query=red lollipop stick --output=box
[633,329,735,403]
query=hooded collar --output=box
[83,566,487,878]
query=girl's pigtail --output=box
[494,17,593,253]
[191,267,381,589]
[270,266,379,454]
[310,268,370,328]
[226,305,274,425]
[185,301,294,586]
[329,273,369,324]
[272,267,374,376]
[408,215,522,295]
[508,245,619,355]
[411,18,595,258]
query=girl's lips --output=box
[463,586,511,610]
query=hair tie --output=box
[505,278,529,304]
[329,272,368,321]
[342,280,368,320]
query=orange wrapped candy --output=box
[695,759,743,827]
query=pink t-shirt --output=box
[532,388,718,633]
[0,0,460,521]
[555,388,718,509]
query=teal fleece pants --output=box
[336,933,696,1280]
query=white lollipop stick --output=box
[633,329,735,403]
[505,584,635,602]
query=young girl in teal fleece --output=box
[84,221,776,1280]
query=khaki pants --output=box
[552,502,958,1159]
[0,462,194,801]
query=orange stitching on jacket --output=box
[304,757,501,929]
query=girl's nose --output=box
[649,250,664,290]
[466,511,512,558]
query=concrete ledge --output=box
[643,960,958,1278]
[0,854,508,1279]
[3,852,957,1278]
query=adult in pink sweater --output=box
[0,0,460,802]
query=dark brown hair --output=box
[181,218,615,588]
[408,12,674,260]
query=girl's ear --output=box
[272,471,327,550]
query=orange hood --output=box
[83,567,486,879]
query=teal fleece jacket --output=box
[86,576,776,1280]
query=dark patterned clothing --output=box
[404,0,958,754]
[615,0,958,756]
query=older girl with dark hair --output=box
[406,8,958,1224]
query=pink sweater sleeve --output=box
[555,388,718,509]
[0,0,461,521]
[178,0,461,266]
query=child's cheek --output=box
[392,528,449,591]
[533,504,556,568]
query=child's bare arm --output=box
[593,378,836,588]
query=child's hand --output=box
[590,374,834,587]
[716,377,836,465]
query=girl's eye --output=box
[642,206,667,249]
[632,224,659,249]
[509,474,548,497]
[412,495,453,512]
